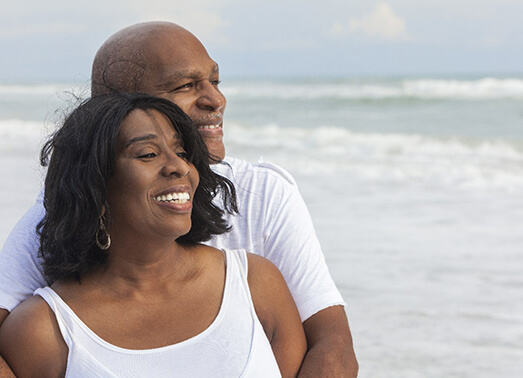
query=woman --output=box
[0,93,306,377]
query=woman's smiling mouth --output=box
[153,192,190,204]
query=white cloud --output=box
[125,0,230,44]
[330,2,409,42]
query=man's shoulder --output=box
[216,156,297,186]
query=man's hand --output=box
[0,309,16,378]
[299,306,358,377]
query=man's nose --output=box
[195,80,225,111]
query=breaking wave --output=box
[225,122,523,191]
[223,78,523,100]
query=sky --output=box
[1,0,522,82]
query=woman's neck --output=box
[92,239,201,297]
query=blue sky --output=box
[1,0,522,82]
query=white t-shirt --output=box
[0,157,345,321]
[35,249,281,378]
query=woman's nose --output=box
[161,153,190,178]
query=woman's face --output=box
[105,109,199,243]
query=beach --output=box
[1,77,523,376]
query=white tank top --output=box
[35,249,281,377]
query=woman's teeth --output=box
[154,192,190,204]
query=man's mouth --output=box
[193,113,223,135]
[197,124,222,130]
[196,123,223,138]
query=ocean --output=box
[1,77,523,377]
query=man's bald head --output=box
[91,22,195,96]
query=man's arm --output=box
[0,357,15,378]
[0,195,48,376]
[299,306,358,377]
[217,159,358,376]
[0,195,47,313]
[0,309,16,378]
[251,162,357,376]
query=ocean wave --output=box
[223,78,523,100]
[2,78,522,100]
[3,116,523,191]
[225,122,523,191]
[402,78,523,99]
[0,120,47,152]
[0,84,70,96]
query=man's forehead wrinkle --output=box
[92,32,151,95]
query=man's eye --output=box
[211,79,221,86]
[173,82,194,91]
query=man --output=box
[0,22,358,376]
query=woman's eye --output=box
[176,152,189,160]
[138,152,157,159]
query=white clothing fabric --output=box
[0,190,47,312]
[0,157,345,321]
[209,157,345,321]
[35,249,281,378]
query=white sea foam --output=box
[403,78,523,99]
[223,77,523,100]
[0,83,73,96]
[2,78,522,100]
[225,122,523,191]
[7,116,522,192]
[0,119,47,150]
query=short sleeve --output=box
[0,193,47,312]
[261,178,346,322]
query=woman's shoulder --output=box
[245,252,307,376]
[0,294,68,377]
[193,244,227,265]
[245,253,291,327]
[1,294,56,337]
[246,252,284,282]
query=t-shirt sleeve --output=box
[0,194,47,312]
[260,167,346,322]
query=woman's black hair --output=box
[38,92,237,282]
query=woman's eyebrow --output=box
[125,133,182,149]
[125,134,157,148]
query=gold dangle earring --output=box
[96,216,111,250]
